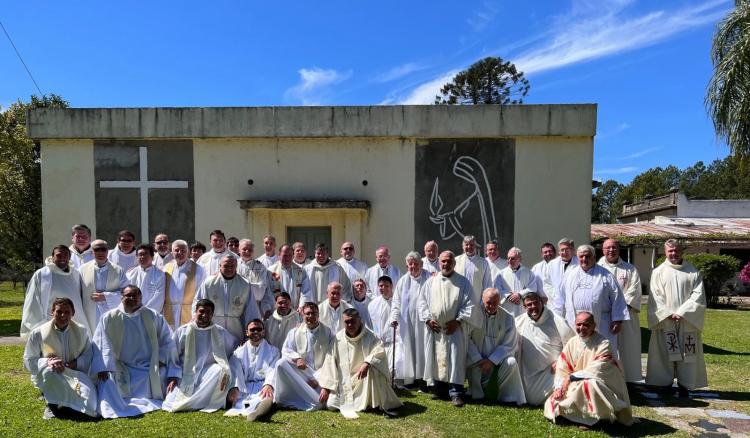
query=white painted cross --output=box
[99,146,189,242]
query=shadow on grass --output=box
[601,417,678,437]
[0,300,23,308]
[703,390,750,402]
[0,319,20,337]
[703,344,750,356]
[395,401,428,418]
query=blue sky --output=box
[1,0,733,184]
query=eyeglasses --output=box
[93,247,108,252]
[247,328,263,333]
[155,241,169,245]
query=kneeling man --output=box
[467,288,525,405]
[24,297,97,419]
[515,292,574,405]
[163,299,236,412]
[92,285,174,418]
[544,312,632,427]
[319,309,402,418]
[274,302,334,411]
[226,319,280,420]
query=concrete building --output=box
[619,189,750,223]
[28,105,596,264]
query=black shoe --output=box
[451,396,465,407]
[678,384,690,398]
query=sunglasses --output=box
[247,327,263,333]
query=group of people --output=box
[20,224,708,429]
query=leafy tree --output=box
[435,57,530,105]
[592,179,624,223]
[615,165,681,208]
[0,94,68,281]
[706,0,750,157]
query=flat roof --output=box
[27,104,597,140]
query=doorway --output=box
[287,226,332,262]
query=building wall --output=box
[677,193,750,218]
[40,139,96,254]
[193,137,415,263]
[514,137,593,263]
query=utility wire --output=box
[0,21,43,95]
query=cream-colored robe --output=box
[23,320,97,417]
[318,326,403,413]
[454,253,493,327]
[268,261,312,310]
[194,274,261,343]
[319,299,354,335]
[264,309,301,351]
[417,272,473,385]
[544,332,632,426]
[80,260,127,333]
[598,256,643,382]
[305,259,353,303]
[467,307,525,404]
[646,260,707,390]
[495,265,543,317]
[515,308,574,405]
[21,259,89,338]
[162,322,234,413]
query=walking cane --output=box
[391,324,397,389]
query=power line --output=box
[0,20,43,96]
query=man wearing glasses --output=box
[153,233,174,270]
[107,230,138,272]
[81,239,128,331]
[494,247,543,317]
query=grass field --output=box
[1,283,747,437]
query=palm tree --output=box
[706,1,750,157]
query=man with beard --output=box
[24,297,98,419]
[92,285,174,418]
[319,309,403,418]
[418,251,473,407]
[515,292,574,405]
[193,255,261,344]
[22,245,90,338]
[273,302,334,411]
[225,319,280,420]
[162,299,236,412]
[264,292,301,350]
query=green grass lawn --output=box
[1,282,747,437]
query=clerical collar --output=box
[74,245,90,254]
[96,262,108,269]
[53,323,69,332]
[563,259,571,271]
[511,266,520,272]
[221,274,235,281]
[346,328,365,341]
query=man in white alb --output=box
[531,242,556,299]
[364,246,402,297]
[454,235,492,327]
[485,240,508,281]
[269,244,313,310]
[69,224,94,270]
[80,239,128,332]
[162,240,205,330]
[237,238,274,319]
[153,233,174,269]
[257,235,279,268]
[126,244,166,313]
[422,240,439,273]
[264,292,301,350]
[495,247,543,317]
[336,241,368,285]
[197,230,237,276]
[319,282,353,334]
[305,243,352,303]
[545,238,578,305]
[107,230,138,273]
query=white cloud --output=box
[597,122,631,140]
[372,63,427,83]
[595,166,638,175]
[514,0,730,75]
[619,146,662,159]
[391,0,729,105]
[467,1,499,32]
[397,70,460,105]
[284,67,352,105]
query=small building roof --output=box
[591,217,750,245]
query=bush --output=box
[655,253,740,307]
